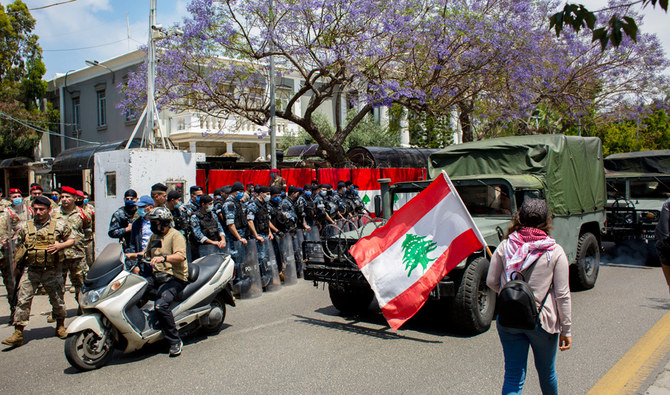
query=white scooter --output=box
[64,243,235,370]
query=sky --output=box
[1,0,669,80]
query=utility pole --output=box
[269,0,277,169]
[125,0,172,150]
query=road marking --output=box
[587,310,670,395]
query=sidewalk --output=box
[646,359,670,395]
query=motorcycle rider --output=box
[125,207,188,357]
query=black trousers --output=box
[147,276,187,345]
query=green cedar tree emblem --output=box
[401,234,437,277]
[362,194,370,204]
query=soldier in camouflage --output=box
[0,188,32,314]
[54,186,88,310]
[1,196,75,347]
[80,191,95,268]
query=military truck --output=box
[303,135,606,334]
[602,150,670,264]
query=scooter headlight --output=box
[81,287,105,306]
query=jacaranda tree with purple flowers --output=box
[119,0,669,163]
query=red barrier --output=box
[382,168,427,184]
[242,170,271,187]
[351,168,382,190]
[282,168,316,191]
[317,168,352,187]
[208,170,244,193]
[196,169,206,191]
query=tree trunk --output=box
[458,102,474,143]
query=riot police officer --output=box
[108,189,139,251]
[190,194,226,257]
[246,186,274,287]
[1,196,75,347]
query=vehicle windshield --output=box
[393,182,513,217]
[631,180,670,199]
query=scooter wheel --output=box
[64,329,115,371]
[201,295,227,334]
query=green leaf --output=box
[622,17,639,42]
[583,8,597,29]
[401,234,437,277]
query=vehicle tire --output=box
[201,295,227,334]
[328,283,374,316]
[645,240,661,267]
[451,257,496,335]
[571,232,600,290]
[64,329,115,371]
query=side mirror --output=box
[374,195,382,218]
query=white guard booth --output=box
[93,149,198,257]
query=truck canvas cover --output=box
[604,150,670,174]
[428,134,606,216]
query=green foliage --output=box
[401,234,437,277]
[551,1,668,49]
[592,110,670,155]
[407,110,454,148]
[0,1,48,159]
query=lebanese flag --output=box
[349,171,486,330]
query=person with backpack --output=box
[486,198,572,395]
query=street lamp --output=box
[85,59,115,83]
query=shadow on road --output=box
[303,299,484,339]
[642,297,670,311]
[293,314,442,343]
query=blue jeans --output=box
[497,321,559,395]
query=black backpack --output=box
[497,255,552,330]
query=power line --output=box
[43,38,128,52]
[5,0,77,14]
[0,110,102,146]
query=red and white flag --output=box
[349,171,486,330]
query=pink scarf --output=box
[503,228,556,281]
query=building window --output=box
[97,90,107,128]
[72,97,80,133]
[105,172,116,197]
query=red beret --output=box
[9,188,21,194]
[30,185,43,191]
[76,190,85,197]
[61,186,77,195]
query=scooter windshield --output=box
[84,243,125,290]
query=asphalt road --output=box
[0,254,668,394]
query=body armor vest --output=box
[195,211,220,242]
[25,220,62,267]
[233,199,247,230]
[253,201,270,235]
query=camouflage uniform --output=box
[81,203,95,269]
[0,204,32,309]
[12,216,72,327]
[54,206,87,297]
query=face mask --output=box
[354,189,359,194]
[12,198,22,206]
[272,196,281,204]
[137,208,146,217]
[320,190,327,197]
[305,191,312,197]
[263,195,270,203]
[281,192,286,198]
[83,199,89,205]
[206,205,213,213]
[75,200,84,207]
[52,195,59,202]
[196,196,201,204]
[236,192,244,200]
[270,173,275,179]
[125,199,135,207]
[150,222,162,234]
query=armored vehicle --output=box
[304,135,606,334]
[602,150,670,264]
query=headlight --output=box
[81,287,105,306]
[109,277,126,293]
